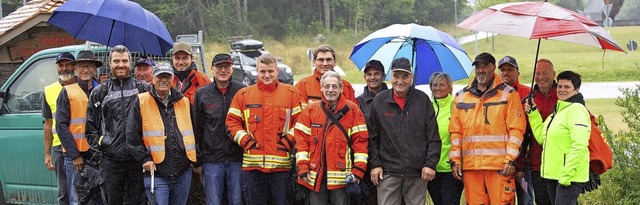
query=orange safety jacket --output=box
[449,73,526,170]
[294,97,368,191]
[172,68,211,104]
[138,92,196,163]
[295,69,356,105]
[226,81,305,173]
[63,83,90,152]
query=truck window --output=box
[6,57,58,113]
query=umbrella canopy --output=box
[457,1,624,52]
[350,23,473,85]
[48,0,173,56]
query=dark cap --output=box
[71,50,102,67]
[212,53,233,66]
[391,58,412,73]
[172,42,192,55]
[56,52,75,64]
[364,60,384,73]
[135,57,155,67]
[153,63,174,76]
[498,55,519,69]
[472,52,496,66]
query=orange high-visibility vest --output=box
[138,92,196,163]
[64,83,90,152]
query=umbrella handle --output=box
[151,172,154,194]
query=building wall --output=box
[0,63,20,87]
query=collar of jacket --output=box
[174,62,197,81]
[313,68,324,81]
[433,93,453,106]
[213,80,233,92]
[109,74,133,84]
[257,80,278,92]
[467,73,502,97]
[77,78,100,92]
[555,92,585,112]
[150,87,184,105]
[509,80,523,91]
[362,83,389,99]
[384,86,415,104]
[321,93,348,113]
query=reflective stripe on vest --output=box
[65,83,90,152]
[44,82,63,146]
[139,92,196,163]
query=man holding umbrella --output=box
[86,45,150,204]
[449,52,526,205]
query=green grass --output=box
[586,98,627,131]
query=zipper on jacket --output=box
[563,153,566,166]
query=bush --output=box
[579,85,640,204]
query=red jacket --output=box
[226,81,305,173]
[520,84,557,171]
[294,96,368,191]
[295,69,356,105]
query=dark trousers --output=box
[427,172,464,205]
[99,158,146,205]
[515,166,534,205]
[531,171,551,205]
[309,174,349,205]
[53,146,70,205]
[545,179,584,205]
[243,170,292,205]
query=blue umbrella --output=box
[350,23,473,85]
[47,0,173,56]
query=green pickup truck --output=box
[0,39,206,204]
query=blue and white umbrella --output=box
[350,23,473,85]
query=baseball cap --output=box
[364,60,384,73]
[56,52,75,63]
[498,55,519,69]
[391,58,412,73]
[212,53,233,66]
[172,42,192,55]
[472,52,496,66]
[135,57,155,67]
[153,63,174,76]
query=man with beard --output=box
[368,58,441,205]
[86,45,150,204]
[295,45,356,105]
[171,42,211,103]
[42,52,76,205]
[56,50,102,204]
[134,56,155,84]
[449,52,526,205]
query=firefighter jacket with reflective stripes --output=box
[128,88,197,178]
[295,69,356,105]
[449,73,526,171]
[226,81,305,173]
[87,76,151,161]
[56,80,97,159]
[294,97,369,191]
[171,63,211,104]
[529,94,590,185]
[368,88,442,177]
[44,81,64,147]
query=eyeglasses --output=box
[215,64,233,70]
[322,84,340,90]
[315,58,335,63]
[75,64,96,70]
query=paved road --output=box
[351,82,640,99]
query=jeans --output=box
[530,171,551,205]
[515,165,534,205]
[242,170,292,205]
[545,179,584,205]
[202,162,243,205]
[63,156,79,205]
[99,158,146,204]
[52,146,69,205]
[427,172,464,205]
[144,169,192,205]
[309,172,349,205]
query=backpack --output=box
[588,111,614,175]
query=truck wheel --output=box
[242,75,252,86]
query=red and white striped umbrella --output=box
[457,1,624,52]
